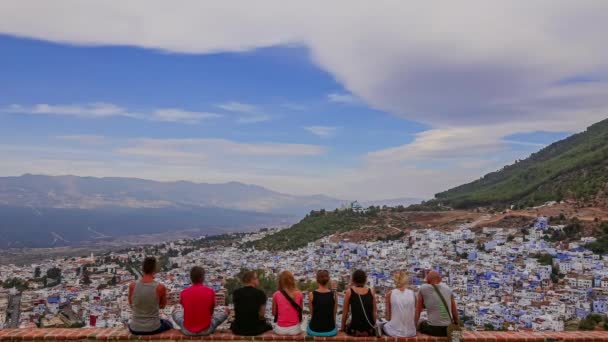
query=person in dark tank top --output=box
[341,269,377,337]
[307,270,338,337]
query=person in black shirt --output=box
[307,270,338,337]
[230,271,272,336]
[341,269,377,336]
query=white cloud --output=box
[2,0,606,129]
[216,101,256,113]
[56,135,106,144]
[151,108,222,124]
[216,101,272,123]
[7,103,128,118]
[2,1,608,199]
[304,126,337,138]
[216,101,272,125]
[235,114,271,124]
[121,138,326,157]
[4,103,222,124]
[327,93,359,105]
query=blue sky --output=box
[0,1,606,200]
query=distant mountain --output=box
[0,174,346,216]
[0,174,350,248]
[434,118,608,209]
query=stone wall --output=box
[1,329,608,342]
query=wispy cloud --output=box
[121,138,326,158]
[5,103,222,124]
[216,101,256,113]
[327,92,360,105]
[236,114,272,124]
[151,108,222,124]
[304,126,337,138]
[216,101,272,124]
[7,103,127,118]
[56,134,106,144]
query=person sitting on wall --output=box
[307,270,338,337]
[272,270,304,335]
[230,271,273,336]
[416,270,459,337]
[341,269,378,336]
[172,266,229,336]
[128,256,173,335]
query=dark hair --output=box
[190,266,205,284]
[316,270,330,286]
[142,257,157,275]
[241,270,257,284]
[352,269,367,286]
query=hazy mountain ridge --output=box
[0,174,346,215]
[0,174,346,248]
[434,118,608,209]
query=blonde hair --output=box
[393,270,409,288]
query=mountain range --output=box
[0,174,340,248]
[0,174,345,215]
[0,174,421,248]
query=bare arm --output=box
[128,282,135,306]
[451,296,459,323]
[333,292,338,322]
[341,290,351,331]
[385,290,392,321]
[308,291,314,317]
[157,284,167,309]
[415,292,424,325]
[372,290,378,322]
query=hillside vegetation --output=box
[247,207,481,251]
[247,209,377,251]
[435,118,608,209]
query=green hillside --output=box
[435,118,608,209]
[246,207,419,251]
[246,209,373,251]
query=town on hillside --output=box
[2,212,608,332]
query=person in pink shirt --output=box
[272,271,303,335]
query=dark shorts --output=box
[129,319,173,335]
[230,320,273,336]
[344,323,376,337]
[419,321,448,337]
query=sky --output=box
[0,1,607,201]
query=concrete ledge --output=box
[1,329,608,342]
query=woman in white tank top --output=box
[382,271,417,337]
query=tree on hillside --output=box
[46,267,62,280]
